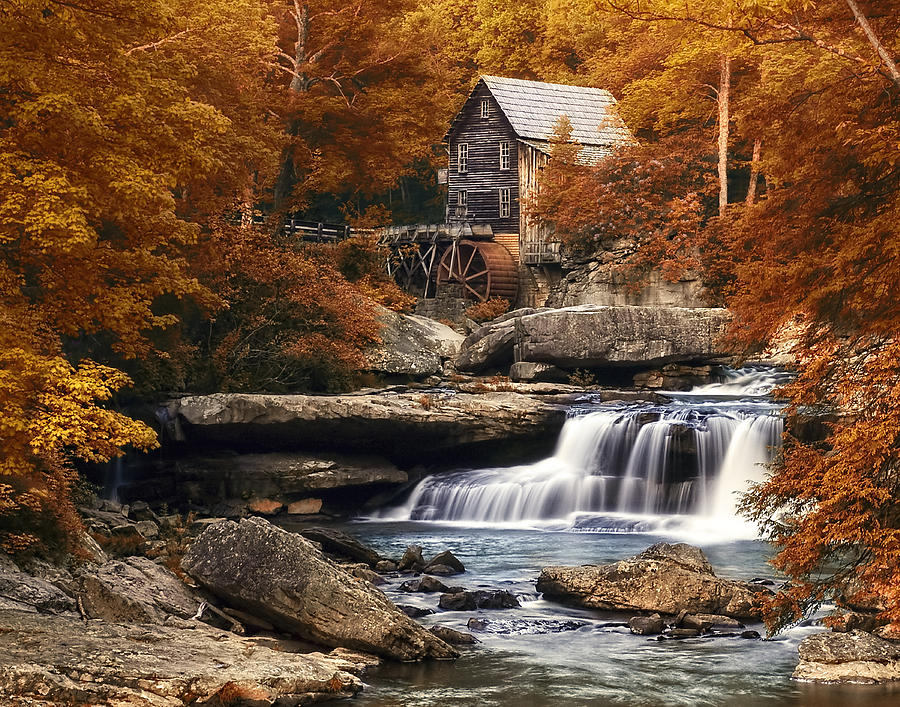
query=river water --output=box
[335,369,899,705]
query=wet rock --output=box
[430,626,479,645]
[537,543,767,620]
[182,517,457,661]
[397,605,436,618]
[794,630,900,683]
[399,545,425,572]
[629,614,664,636]
[438,590,520,611]
[425,564,458,577]
[666,628,702,638]
[425,550,465,575]
[76,556,201,623]
[741,630,761,639]
[681,613,745,631]
[299,527,382,568]
[376,559,398,573]
[400,576,455,594]
[0,609,369,705]
[0,556,76,614]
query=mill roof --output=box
[446,76,634,157]
[481,75,633,146]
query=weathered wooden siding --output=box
[517,142,558,262]
[448,84,519,234]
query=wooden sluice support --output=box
[378,222,518,302]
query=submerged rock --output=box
[438,590,520,611]
[182,517,458,661]
[0,609,369,705]
[424,550,465,575]
[430,625,479,645]
[465,617,588,635]
[794,630,900,684]
[536,543,767,620]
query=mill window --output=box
[499,188,511,218]
[456,190,467,217]
[458,143,468,173]
[481,99,489,118]
[499,141,510,170]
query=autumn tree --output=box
[0,0,279,554]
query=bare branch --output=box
[125,29,192,56]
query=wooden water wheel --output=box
[435,240,519,302]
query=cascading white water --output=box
[381,367,786,533]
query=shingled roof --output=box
[480,75,633,147]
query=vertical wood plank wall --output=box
[518,143,552,259]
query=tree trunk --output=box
[746,138,762,206]
[717,54,731,218]
[290,2,311,94]
[844,0,900,89]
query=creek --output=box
[334,369,899,706]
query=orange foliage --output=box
[466,297,510,323]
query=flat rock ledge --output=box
[794,630,900,684]
[163,390,567,461]
[0,609,370,706]
[536,543,768,619]
[182,517,458,661]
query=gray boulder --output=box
[438,590,520,611]
[0,556,75,614]
[629,614,665,635]
[536,543,767,619]
[794,630,900,683]
[366,307,464,377]
[509,361,569,383]
[77,556,200,623]
[456,305,731,374]
[182,517,457,661]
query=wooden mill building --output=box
[381,75,633,305]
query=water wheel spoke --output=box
[464,268,489,281]
[463,247,478,275]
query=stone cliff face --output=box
[546,259,707,309]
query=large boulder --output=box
[794,630,900,684]
[76,556,201,623]
[536,543,766,620]
[365,307,464,377]
[298,527,382,567]
[0,556,75,614]
[163,391,567,463]
[182,517,457,661]
[456,305,731,374]
[0,609,370,705]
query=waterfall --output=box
[381,368,785,532]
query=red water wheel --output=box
[435,240,519,302]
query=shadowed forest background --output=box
[1,0,900,633]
